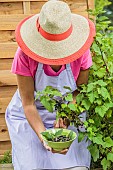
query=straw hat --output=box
[15,0,96,65]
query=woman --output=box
[5,0,96,170]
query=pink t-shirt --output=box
[11,47,92,81]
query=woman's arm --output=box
[72,69,89,102]
[16,75,46,142]
[76,69,89,86]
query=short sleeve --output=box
[80,49,92,70]
[11,47,38,78]
[11,47,33,77]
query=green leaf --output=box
[97,87,101,94]
[96,80,107,86]
[68,103,76,111]
[93,134,104,145]
[44,86,54,92]
[41,131,53,141]
[81,100,91,110]
[63,86,72,91]
[107,153,113,162]
[45,86,62,97]
[104,102,113,110]
[95,105,108,117]
[101,158,111,170]
[93,91,99,98]
[92,43,101,55]
[65,93,73,102]
[87,83,94,92]
[35,91,41,100]
[76,93,83,104]
[55,129,63,137]
[78,106,85,113]
[78,132,85,142]
[88,92,95,103]
[98,16,109,21]
[94,98,102,105]
[89,119,94,124]
[68,131,73,139]
[60,112,67,117]
[103,137,113,148]
[96,37,103,45]
[107,109,112,118]
[88,144,99,162]
[61,103,67,109]
[79,84,87,92]
[84,121,88,128]
[52,91,62,97]
[100,87,110,100]
[95,68,106,78]
[87,127,93,133]
[40,97,53,112]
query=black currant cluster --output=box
[54,100,63,111]
[52,135,70,142]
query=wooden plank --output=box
[0,31,15,43]
[23,1,31,14]
[31,1,88,14]
[0,114,6,125]
[0,43,17,59]
[30,1,45,14]
[71,11,88,17]
[62,0,88,14]
[0,0,88,30]
[87,0,95,18]
[0,125,10,142]
[0,70,17,86]
[0,0,88,16]
[0,141,11,151]
[0,86,17,98]
[0,14,30,30]
[0,164,13,170]
[0,0,47,2]
[88,0,95,9]
[0,86,17,113]
[0,2,23,15]
[63,0,87,6]
[0,59,13,70]
[0,97,13,114]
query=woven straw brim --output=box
[15,14,96,65]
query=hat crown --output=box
[39,0,71,34]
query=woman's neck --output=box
[50,65,62,72]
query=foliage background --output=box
[36,1,113,169]
[79,0,113,169]
[104,0,113,25]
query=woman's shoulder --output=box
[12,47,38,78]
[71,49,92,70]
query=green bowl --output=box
[41,128,76,151]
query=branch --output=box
[95,40,110,77]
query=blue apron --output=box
[5,63,91,170]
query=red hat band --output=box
[36,18,73,41]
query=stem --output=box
[95,40,110,77]
[86,0,90,18]
[71,112,84,126]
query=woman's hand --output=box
[54,118,70,129]
[42,139,68,154]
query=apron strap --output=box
[66,63,77,90]
[37,63,43,70]
[66,63,71,70]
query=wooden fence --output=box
[0,0,95,158]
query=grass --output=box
[0,151,12,164]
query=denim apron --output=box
[5,63,91,170]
